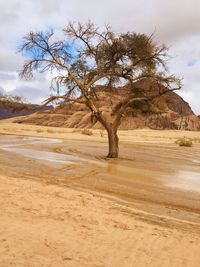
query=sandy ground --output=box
[1,174,200,267]
[0,120,200,266]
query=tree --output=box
[19,21,181,158]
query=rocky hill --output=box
[14,81,200,131]
[0,97,52,120]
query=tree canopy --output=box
[20,21,181,158]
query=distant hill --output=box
[13,80,200,131]
[0,96,52,120]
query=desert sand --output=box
[0,120,200,266]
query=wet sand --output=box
[0,121,200,266]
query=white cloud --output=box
[0,71,16,81]
[0,0,199,113]
[0,86,5,95]
[153,0,200,42]
[10,85,50,103]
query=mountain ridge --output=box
[13,82,200,131]
[0,98,52,120]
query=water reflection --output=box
[165,170,200,193]
[1,135,200,194]
[0,136,103,167]
[2,147,78,166]
[0,136,77,166]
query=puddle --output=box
[192,160,200,164]
[1,135,200,194]
[0,135,103,167]
[164,170,200,193]
[2,147,80,166]
[0,136,79,166]
[104,161,157,183]
[0,136,62,148]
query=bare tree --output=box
[19,21,181,158]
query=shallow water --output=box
[164,170,200,193]
[0,135,104,167]
[0,136,81,166]
[2,147,79,166]
[1,135,200,194]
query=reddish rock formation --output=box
[14,82,200,131]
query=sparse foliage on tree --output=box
[20,21,181,158]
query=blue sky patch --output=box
[187,59,198,67]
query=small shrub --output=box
[36,129,43,133]
[47,128,55,133]
[81,129,93,136]
[100,130,105,137]
[175,137,193,147]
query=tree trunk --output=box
[106,126,119,158]
[92,111,119,158]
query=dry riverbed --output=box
[0,120,200,266]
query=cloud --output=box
[0,86,5,95]
[0,48,23,73]
[0,71,16,81]
[0,0,199,113]
[153,0,200,42]
[10,85,50,104]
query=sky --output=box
[0,0,200,114]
